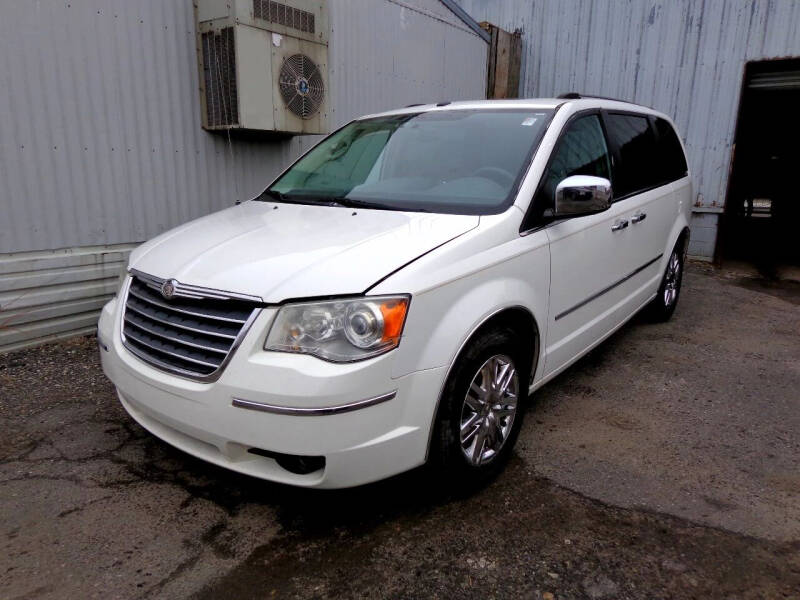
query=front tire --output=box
[430,327,530,488]
[647,243,684,321]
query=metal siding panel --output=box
[396,0,483,36]
[1,297,111,328]
[327,0,487,118]
[0,243,134,352]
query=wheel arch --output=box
[463,306,541,382]
[424,305,541,462]
[676,225,691,260]
[660,218,691,277]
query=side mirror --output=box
[554,175,612,217]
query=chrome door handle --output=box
[611,219,629,232]
[631,212,647,224]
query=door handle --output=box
[631,212,647,224]
[611,219,629,232]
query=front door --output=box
[541,113,639,376]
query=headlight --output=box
[264,295,410,362]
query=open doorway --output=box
[718,58,800,277]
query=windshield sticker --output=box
[521,117,538,126]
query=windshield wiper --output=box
[257,189,288,202]
[329,197,428,212]
[257,190,425,212]
[257,189,332,206]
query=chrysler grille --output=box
[121,274,260,379]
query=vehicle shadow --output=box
[145,443,470,533]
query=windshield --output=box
[263,109,554,215]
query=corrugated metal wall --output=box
[0,0,487,351]
[0,244,134,352]
[458,0,800,258]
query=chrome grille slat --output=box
[125,299,238,340]
[124,314,229,355]
[121,274,261,381]
[124,342,220,380]
[128,286,249,324]
[124,329,223,369]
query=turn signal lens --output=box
[379,298,409,341]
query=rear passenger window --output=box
[604,113,660,198]
[537,114,612,214]
[654,117,688,182]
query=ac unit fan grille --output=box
[201,28,239,128]
[279,54,324,120]
[253,0,315,34]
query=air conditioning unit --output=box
[194,0,329,135]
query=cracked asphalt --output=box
[1,264,799,599]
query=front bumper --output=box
[98,297,446,488]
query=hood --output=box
[128,200,478,302]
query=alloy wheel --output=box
[663,252,681,307]
[459,354,519,466]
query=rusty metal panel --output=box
[458,0,800,257]
[483,23,522,99]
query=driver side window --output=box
[538,115,612,215]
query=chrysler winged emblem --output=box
[161,279,178,300]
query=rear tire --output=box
[429,327,530,489]
[647,242,684,322]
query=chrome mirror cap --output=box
[554,175,612,217]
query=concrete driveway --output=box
[1,264,799,599]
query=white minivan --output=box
[98,96,691,488]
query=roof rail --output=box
[557,92,635,104]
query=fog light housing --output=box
[247,447,325,475]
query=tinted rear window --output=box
[654,117,688,182]
[604,113,660,198]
